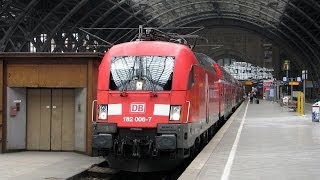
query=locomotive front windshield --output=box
[109,56,175,91]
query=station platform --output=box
[179,100,319,180]
[0,151,104,180]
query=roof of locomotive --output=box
[98,41,199,90]
[104,40,195,58]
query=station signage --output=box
[288,81,300,86]
[244,80,253,85]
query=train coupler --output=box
[152,148,158,157]
[169,152,177,159]
[116,140,125,156]
[132,139,141,157]
[148,140,153,154]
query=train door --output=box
[224,82,229,117]
[205,74,209,124]
[27,88,75,151]
[218,80,224,119]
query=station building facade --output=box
[0,53,102,155]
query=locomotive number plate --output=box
[123,116,152,122]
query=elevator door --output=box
[27,89,75,151]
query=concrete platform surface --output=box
[179,100,320,180]
[0,151,104,180]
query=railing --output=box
[91,100,97,123]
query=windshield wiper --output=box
[146,69,157,97]
[120,57,137,96]
[155,57,167,86]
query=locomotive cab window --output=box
[109,56,175,91]
[194,53,216,73]
[109,74,117,90]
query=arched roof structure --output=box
[0,0,319,78]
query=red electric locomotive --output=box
[92,28,244,172]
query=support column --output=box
[86,60,93,155]
[86,59,98,155]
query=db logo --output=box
[130,103,145,113]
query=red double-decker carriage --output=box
[92,28,244,172]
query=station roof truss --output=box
[0,0,320,79]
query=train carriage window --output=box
[110,56,175,91]
[188,66,195,89]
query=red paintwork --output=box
[97,41,243,129]
[213,64,244,117]
[98,41,195,91]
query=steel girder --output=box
[126,0,319,79]
[175,14,319,81]
[39,0,89,52]
[209,48,253,64]
[0,0,151,52]
[137,1,319,61]
[159,5,317,63]
[0,0,40,51]
[0,0,319,77]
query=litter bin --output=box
[312,102,320,122]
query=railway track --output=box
[71,118,228,180]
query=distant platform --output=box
[0,151,104,180]
[179,100,319,180]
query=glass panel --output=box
[110,56,175,91]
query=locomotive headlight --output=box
[98,104,108,120]
[170,105,182,121]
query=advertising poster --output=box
[263,80,274,98]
